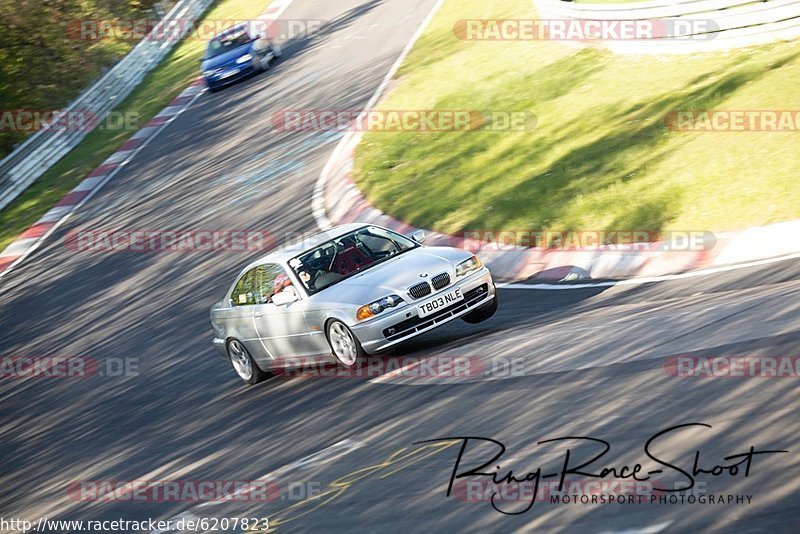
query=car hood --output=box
[202,43,253,70]
[309,246,473,306]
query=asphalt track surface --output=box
[1,0,800,532]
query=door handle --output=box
[254,313,264,318]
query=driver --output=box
[297,270,312,289]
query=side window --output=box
[231,267,257,306]
[358,232,393,255]
[252,264,283,304]
[230,264,288,306]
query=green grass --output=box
[0,0,152,158]
[0,0,270,251]
[354,0,800,239]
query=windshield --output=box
[289,226,418,295]
[206,29,251,59]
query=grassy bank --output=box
[0,0,158,158]
[354,0,800,238]
[0,0,270,251]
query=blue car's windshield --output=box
[289,226,418,295]
[206,29,251,59]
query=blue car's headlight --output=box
[235,54,253,64]
[203,70,217,77]
[455,255,483,277]
[357,294,404,321]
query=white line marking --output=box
[131,126,160,139]
[103,150,134,164]
[309,0,800,290]
[497,250,800,290]
[369,360,423,384]
[0,87,206,288]
[155,105,183,118]
[312,0,446,231]
[291,438,364,470]
[151,439,365,532]
[600,521,673,534]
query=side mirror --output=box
[411,230,426,244]
[272,290,298,306]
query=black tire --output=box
[461,292,498,324]
[227,338,268,385]
[326,320,366,369]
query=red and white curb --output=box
[317,133,800,283]
[310,1,800,284]
[0,0,296,282]
[0,80,206,280]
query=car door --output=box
[225,266,270,365]
[249,264,319,359]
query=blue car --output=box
[201,23,282,91]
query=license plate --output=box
[417,288,463,318]
[220,69,239,79]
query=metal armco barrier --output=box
[0,0,215,212]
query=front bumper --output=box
[204,63,257,89]
[351,268,495,353]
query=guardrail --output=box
[532,0,800,53]
[0,0,215,212]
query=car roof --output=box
[215,23,250,39]
[241,223,370,271]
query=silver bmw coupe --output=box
[210,223,497,384]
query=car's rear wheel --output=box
[461,292,498,324]
[227,339,268,385]
[326,320,364,369]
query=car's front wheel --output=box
[461,293,498,324]
[326,320,364,369]
[227,338,268,385]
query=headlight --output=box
[203,70,217,77]
[357,294,404,321]
[236,54,253,64]
[455,255,483,277]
